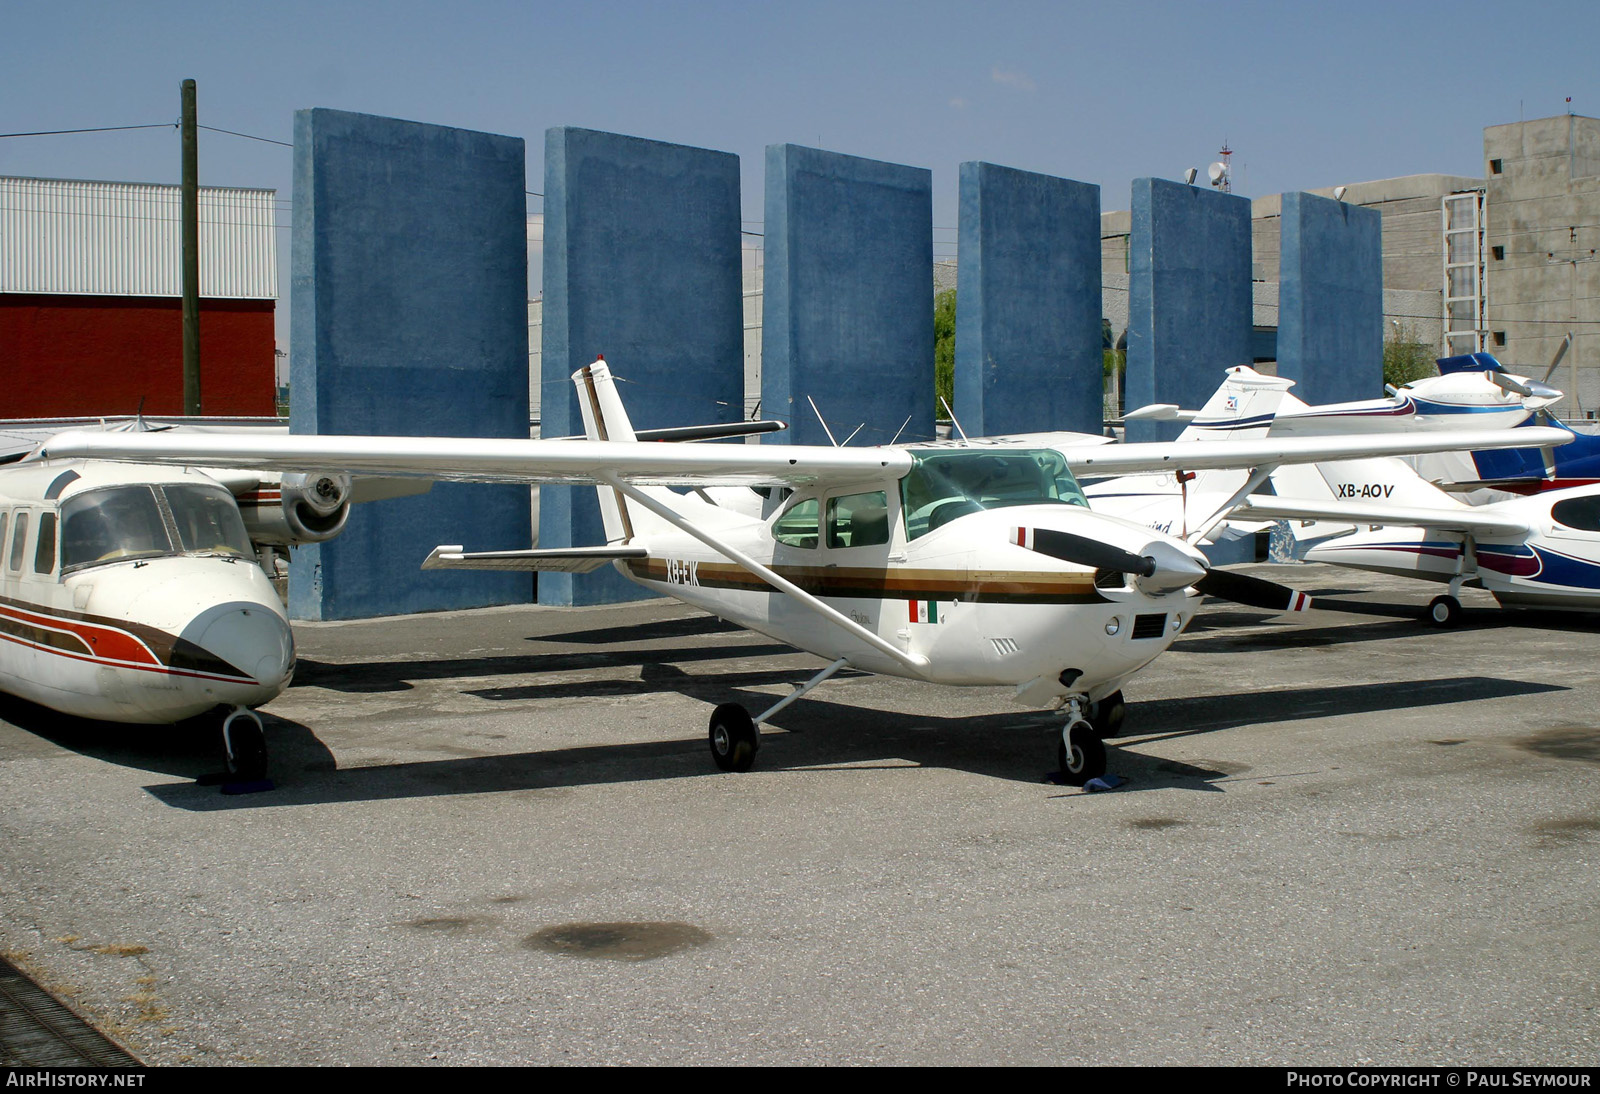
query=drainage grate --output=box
[1130,613,1168,640]
[0,956,142,1067]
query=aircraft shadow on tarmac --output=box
[0,692,334,784]
[137,664,1564,811]
[292,640,800,693]
[1181,601,1600,653]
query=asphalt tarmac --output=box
[0,563,1596,1066]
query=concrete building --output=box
[1484,114,1600,417]
[0,175,278,417]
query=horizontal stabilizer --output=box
[422,544,649,573]
[1234,496,1531,538]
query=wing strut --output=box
[600,473,930,675]
[1184,463,1277,545]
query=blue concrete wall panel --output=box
[288,108,531,620]
[539,128,743,605]
[1277,191,1384,406]
[953,162,1102,437]
[1125,178,1254,442]
[761,145,934,448]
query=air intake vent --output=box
[1094,568,1125,589]
[1131,613,1167,640]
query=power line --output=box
[196,125,291,148]
[0,123,173,139]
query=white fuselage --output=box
[0,461,295,724]
[1305,483,1600,612]
[615,488,1201,706]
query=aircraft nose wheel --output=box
[709,703,759,773]
[1088,691,1126,739]
[1425,594,1462,628]
[221,706,269,781]
[1057,718,1107,787]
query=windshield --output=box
[61,485,252,572]
[900,449,1088,540]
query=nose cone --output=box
[190,605,295,691]
[1134,538,1210,596]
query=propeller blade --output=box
[1544,333,1573,383]
[1013,528,1155,577]
[1194,568,1313,613]
[1489,371,1532,398]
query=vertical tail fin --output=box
[572,358,639,543]
[1177,366,1295,442]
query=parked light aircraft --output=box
[1237,453,1600,625]
[44,361,1569,783]
[0,415,783,781]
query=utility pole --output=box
[181,78,201,415]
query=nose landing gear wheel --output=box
[1089,691,1126,739]
[1057,719,1106,787]
[709,703,759,773]
[1425,594,1462,628]
[222,707,269,782]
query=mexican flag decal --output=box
[909,599,940,624]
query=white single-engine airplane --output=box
[44,361,1570,783]
[1237,454,1600,625]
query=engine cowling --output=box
[237,471,352,546]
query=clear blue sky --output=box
[4,0,1598,352]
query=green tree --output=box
[1383,321,1437,390]
[934,288,956,414]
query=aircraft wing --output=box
[40,431,914,489]
[1233,496,1533,538]
[1052,427,1573,475]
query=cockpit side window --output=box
[164,485,252,557]
[826,491,890,549]
[773,497,820,548]
[1551,495,1600,532]
[33,513,57,575]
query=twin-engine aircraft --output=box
[0,415,781,780]
[45,360,1569,784]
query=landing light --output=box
[1105,617,1122,636]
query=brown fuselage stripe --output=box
[623,559,1106,605]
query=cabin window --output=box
[826,491,890,549]
[772,497,819,548]
[9,512,28,572]
[33,513,57,575]
[899,449,1089,540]
[1551,495,1600,532]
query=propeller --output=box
[1193,567,1313,613]
[1013,526,1312,613]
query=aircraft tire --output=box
[1058,720,1106,787]
[1426,595,1462,628]
[709,703,758,773]
[1089,691,1126,739]
[224,712,269,782]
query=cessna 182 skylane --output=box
[44,361,1570,783]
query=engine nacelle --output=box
[237,471,352,546]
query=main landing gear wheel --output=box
[1425,594,1462,628]
[1057,719,1107,787]
[1089,691,1126,739]
[709,703,759,773]
[222,707,268,781]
